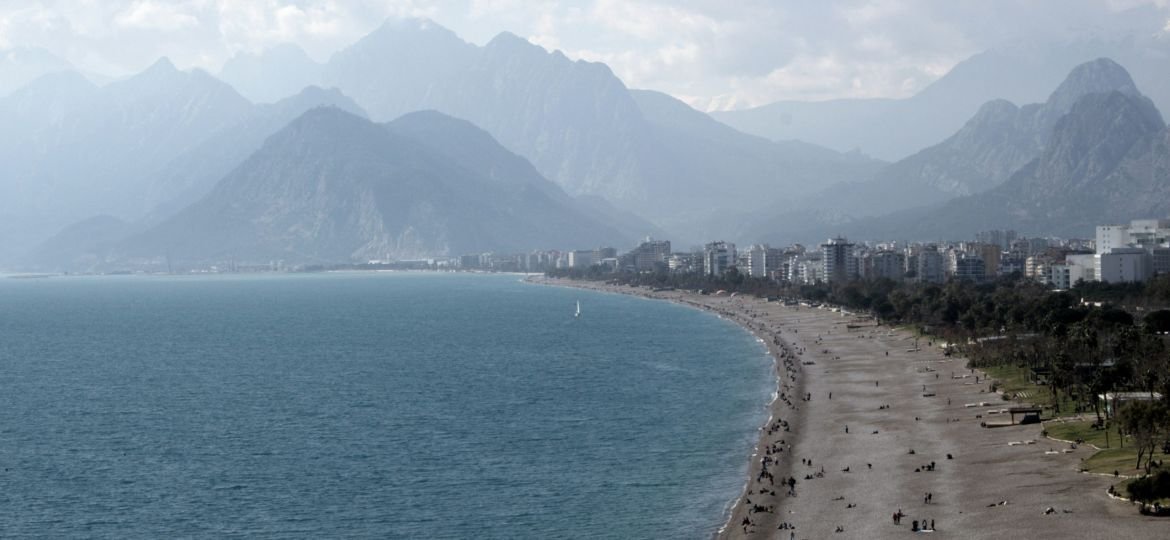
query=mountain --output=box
[849,89,1167,241]
[21,215,138,272]
[0,47,73,97]
[321,23,657,210]
[218,44,322,104]
[571,194,671,244]
[139,85,368,221]
[238,19,883,241]
[628,89,881,221]
[0,59,377,263]
[742,58,1145,244]
[822,59,1137,213]
[0,58,253,225]
[0,69,97,132]
[116,108,637,267]
[713,37,1170,161]
[322,18,477,121]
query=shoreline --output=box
[527,277,804,537]
[530,276,1166,539]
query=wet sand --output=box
[533,278,1165,539]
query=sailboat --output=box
[575,300,581,318]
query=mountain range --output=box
[217,18,884,239]
[773,60,1169,243]
[3,17,882,268]
[0,47,74,97]
[0,58,370,259]
[713,36,1170,162]
[102,108,635,268]
[5,17,1170,271]
[742,57,1145,242]
[867,89,1168,240]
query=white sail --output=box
[575,300,581,317]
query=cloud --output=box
[115,1,199,31]
[2,0,1169,109]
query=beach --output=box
[534,277,1165,539]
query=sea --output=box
[0,272,772,539]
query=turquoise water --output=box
[0,272,771,538]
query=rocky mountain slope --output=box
[0,62,376,262]
[848,89,1167,241]
[0,59,253,258]
[744,59,1149,243]
[713,36,1170,161]
[117,108,636,267]
[139,86,369,222]
[223,18,884,240]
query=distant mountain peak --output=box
[485,31,541,53]
[2,46,70,65]
[379,16,440,30]
[1047,90,1164,157]
[146,56,178,74]
[121,105,633,264]
[289,85,344,102]
[17,69,97,93]
[391,109,478,130]
[370,16,461,41]
[967,98,1021,124]
[1046,57,1139,113]
[287,104,368,131]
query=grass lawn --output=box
[983,365,1081,414]
[1043,418,1116,448]
[1083,447,1147,475]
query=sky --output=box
[1,0,1168,110]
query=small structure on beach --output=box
[982,407,1043,428]
[1007,407,1042,425]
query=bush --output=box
[1126,471,1170,503]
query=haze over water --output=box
[0,272,770,538]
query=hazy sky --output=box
[2,0,1168,110]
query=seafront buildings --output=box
[865,250,906,282]
[916,245,945,284]
[703,241,737,277]
[820,237,858,283]
[627,238,671,271]
[469,216,1170,290]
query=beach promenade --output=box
[536,278,1165,539]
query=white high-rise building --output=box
[821,237,858,283]
[916,245,945,284]
[1096,225,1131,255]
[703,241,736,277]
[567,250,595,268]
[1066,254,1097,285]
[746,244,769,278]
[630,238,671,271]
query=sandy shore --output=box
[532,277,1165,539]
